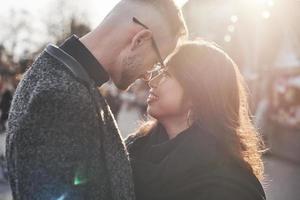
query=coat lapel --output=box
[94,89,135,200]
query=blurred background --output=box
[0,0,300,199]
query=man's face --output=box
[111,17,178,90]
[115,36,177,90]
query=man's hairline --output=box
[118,0,177,39]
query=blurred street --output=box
[264,155,300,200]
[0,132,10,200]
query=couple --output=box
[6,0,266,200]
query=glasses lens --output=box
[151,69,161,78]
[151,71,168,85]
[141,62,167,82]
[159,73,167,85]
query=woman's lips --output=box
[147,92,159,103]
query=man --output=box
[6,0,187,199]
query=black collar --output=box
[60,35,109,87]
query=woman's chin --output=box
[147,107,160,120]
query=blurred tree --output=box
[0,0,91,73]
[0,9,35,61]
[43,0,91,45]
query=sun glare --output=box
[241,0,275,10]
[262,10,271,19]
[175,0,189,8]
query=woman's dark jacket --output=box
[126,124,266,200]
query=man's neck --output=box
[79,28,117,75]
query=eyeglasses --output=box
[148,68,170,87]
[132,17,168,81]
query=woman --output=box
[126,41,266,200]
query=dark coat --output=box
[126,123,266,200]
[6,45,135,200]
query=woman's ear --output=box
[130,29,152,51]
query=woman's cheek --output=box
[147,77,185,118]
[147,94,181,119]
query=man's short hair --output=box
[129,0,188,39]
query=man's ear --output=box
[130,29,152,51]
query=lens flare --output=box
[231,15,239,23]
[224,35,232,42]
[73,166,88,186]
[56,193,68,200]
[262,10,271,19]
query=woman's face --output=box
[147,69,188,120]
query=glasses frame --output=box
[132,17,168,81]
[148,68,170,87]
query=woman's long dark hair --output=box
[132,41,264,180]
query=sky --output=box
[0,0,122,28]
[0,0,188,57]
[0,0,188,28]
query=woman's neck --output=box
[160,115,190,139]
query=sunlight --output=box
[255,0,274,7]
[175,0,189,8]
[227,25,235,33]
[262,10,271,19]
[230,15,239,23]
[224,35,232,43]
[240,0,275,11]
[237,0,276,22]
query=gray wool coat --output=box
[6,45,135,200]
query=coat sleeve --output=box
[9,84,99,200]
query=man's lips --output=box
[147,91,159,103]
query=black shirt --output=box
[60,35,109,87]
